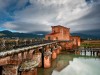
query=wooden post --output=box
[90,51,92,56]
[93,51,95,56]
[84,50,86,56]
[96,51,98,56]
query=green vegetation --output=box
[81,43,100,48]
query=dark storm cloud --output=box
[0,0,100,32]
[66,4,100,32]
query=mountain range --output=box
[0,30,100,39]
[0,30,45,38]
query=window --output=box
[56,37,58,40]
[48,37,51,40]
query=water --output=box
[52,58,100,75]
[38,52,100,75]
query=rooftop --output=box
[51,25,70,29]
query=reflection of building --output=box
[45,25,70,40]
[45,25,81,49]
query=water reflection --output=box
[38,51,100,75]
[52,58,100,75]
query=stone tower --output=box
[45,25,70,40]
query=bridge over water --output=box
[0,40,70,75]
[0,39,100,75]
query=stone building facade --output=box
[45,25,81,49]
[71,36,81,47]
[45,25,70,41]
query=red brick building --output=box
[45,25,81,49]
[45,25,70,41]
[71,36,81,47]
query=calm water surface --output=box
[38,51,100,75]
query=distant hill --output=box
[71,33,98,40]
[71,29,100,40]
[0,30,46,38]
[0,30,100,39]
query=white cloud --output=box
[2,21,51,32]
[1,0,100,32]
[3,22,17,29]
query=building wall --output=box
[71,36,81,47]
[45,25,70,41]
[62,28,70,40]
[45,34,59,40]
[59,42,73,50]
[45,25,81,49]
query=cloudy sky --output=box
[0,0,100,33]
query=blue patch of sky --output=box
[0,27,6,31]
[0,0,31,31]
[86,0,91,3]
[6,3,18,16]
[85,0,98,3]
[25,0,31,7]
[0,0,31,25]
[6,0,31,15]
[0,11,14,24]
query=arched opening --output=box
[0,66,2,75]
